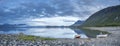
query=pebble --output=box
[0,34,85,46]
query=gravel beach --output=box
[0,34,88,46]
[0,27,120,46]
[84,27,120,46]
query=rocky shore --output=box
[0,27,120,46]
[0,34,88,46]
[84,27,120,46]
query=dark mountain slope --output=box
[82,5,120,27]
[71,20,84,26]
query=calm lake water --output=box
[0,27,104,38]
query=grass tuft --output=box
[18,35,56,41]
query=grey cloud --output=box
[0,0,119,23]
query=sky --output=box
[0,0,120,26]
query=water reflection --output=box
[0,28,88,38]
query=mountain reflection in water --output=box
[0,27,88,38]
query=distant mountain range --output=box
[71,20,84,26]
[80,5,120,27]
[0,24,69,28]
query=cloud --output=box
[70,0,120,17]
[0,0,120,26]
[29,16,79,26]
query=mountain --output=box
[0,24,28,28]
[81,5,120,27]
[71,20,84,26]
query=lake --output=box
[0,27,106,39]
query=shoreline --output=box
[0,34,89,46]
[0,27,120,46]
[83,27,120,46]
